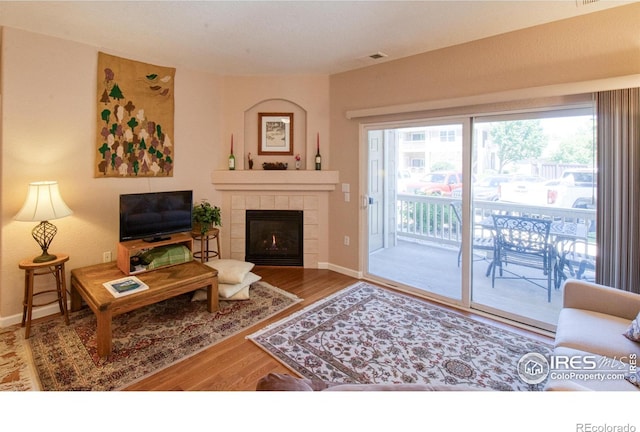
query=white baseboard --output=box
[0,264,363,328]
[0,303,67,328]
[327,263,363,279]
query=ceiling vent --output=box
[369,52,388,60]
[577,0,600,5]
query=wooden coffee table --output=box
[71,260,218,357]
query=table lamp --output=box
[14,181,73,263]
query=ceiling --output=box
[0,1,635,75]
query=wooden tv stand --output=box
[71,260,218,357]
[117,232,194,275]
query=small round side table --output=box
[19,253,70,339]
[191,228,221,263]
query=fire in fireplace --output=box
[245,210,303,266]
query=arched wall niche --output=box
[244,98,308,170]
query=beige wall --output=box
[221,75,329,171]
[213,75,331,265]
[0,28,330,322]
[0,28,225,321]
[328,3,640,272]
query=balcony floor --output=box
[368,239,563,329]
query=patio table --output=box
[478,217,586,241]
[477,216,589,300]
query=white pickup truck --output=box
[546,169,597,209]
[499,168,596,209]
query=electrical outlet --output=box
[103,251,112,263]
[344,236,350,246]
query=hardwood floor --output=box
[123,266,552,391]
[123,267,355,390]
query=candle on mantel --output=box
[315,132,322,170]
[228,133,235,170]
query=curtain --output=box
[596,88,640,293]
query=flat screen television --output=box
[119,190,193,242]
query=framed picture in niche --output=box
[258,113,293,155]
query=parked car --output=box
[451,174,539,201]
[397,169,413,193]
[497,176,549,205]
[452,175,512,201]
[498,169,596,208]
[408,171,463,196]
[545,168,597,208]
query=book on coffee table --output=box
[103,276,149,298]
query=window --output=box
[405,131,425,141]
[410,158,425,168]
[440,130,456,142]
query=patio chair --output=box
[450,201,495,275]
[554,238,596,288]
[491,215,554,302]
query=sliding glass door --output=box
[470,107,597,329]
[364,103,597,331]
[365,120,465,303]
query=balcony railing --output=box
[396,194,596,246]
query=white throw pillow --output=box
[191,272,261,301]
[219,272,261,299]
[625,371,639,388]
[225,285,251,301]
[191,289,207,302]
[205,259,255,284]
[623,311,640,342]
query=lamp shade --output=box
[14,181,73,222]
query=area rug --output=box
[28,281,301,391]
[0,326,40,391]
[248,282,553,390]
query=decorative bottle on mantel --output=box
[315,132,322,171]
[228,134,236,170]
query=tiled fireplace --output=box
[229,194,321,267]
[245,209,304,266]
[213,170,339,269]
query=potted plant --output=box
[192,200,221,235]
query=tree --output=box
[98,143,110,159]
[124,101,136,116]
[101,109,111,125]
[100,89,110,105]
[490,120,546,173]
[127,117,139,131]
[109,83,124,101]
[430,161,454,172]
[549,119,595,165]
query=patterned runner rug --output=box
[248,282,552,390]
[0,326,40,391]
[28,281,301,391]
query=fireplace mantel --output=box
[211,170,340,191]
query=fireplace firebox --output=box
[245,210,303,266]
